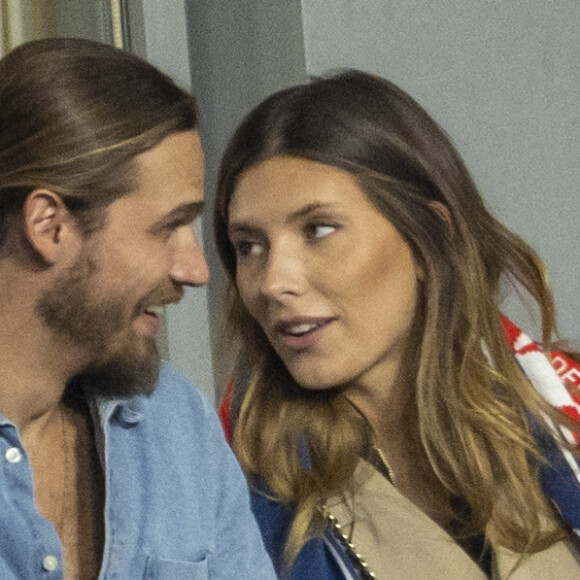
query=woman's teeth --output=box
[286,322,319,336]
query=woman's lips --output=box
[273,317,335,350]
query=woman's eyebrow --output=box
[227,223,261,238]
[228,202,341,237]
[286,202,338,223]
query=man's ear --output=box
[23,189,79,264]
[429,201,452,223]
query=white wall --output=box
[185,0,307,397]
[300,0,580,341]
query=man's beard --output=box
[36,251,161,399]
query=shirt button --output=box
[5,447,22,463]
[42,555,59,571]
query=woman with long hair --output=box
[214,70,580,579]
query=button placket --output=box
[1,430,63,577]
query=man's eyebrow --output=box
[150,201,205,233]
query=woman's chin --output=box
[286,365,346,392]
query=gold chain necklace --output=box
[317,446,398,579]
[319,505,377,579]
[317,446,399,579]
[372,445,396,486]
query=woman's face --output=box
[228,156,421,393]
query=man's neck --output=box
[0,311,88,434]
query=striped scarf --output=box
[501,316,580,537]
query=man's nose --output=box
[171,226,209,287]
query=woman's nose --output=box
[259,244,305,301]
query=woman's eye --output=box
[305,224,337,240]
[234,240,263,257]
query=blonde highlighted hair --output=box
[214,70,577,563]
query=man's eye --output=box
[305,224,338,240]
[159,223,181,240]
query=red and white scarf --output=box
[501,316,580,486]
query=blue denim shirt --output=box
[0,362,276,579]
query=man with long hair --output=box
[0,38,274,579]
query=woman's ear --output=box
[22,189,79,264]
[414,202,452,283]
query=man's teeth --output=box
[286,322,319,335]
[146,306,165,316]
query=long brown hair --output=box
[214,70,576,561]
[0,37,198,250]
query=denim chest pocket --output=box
[144,555,209,579]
